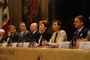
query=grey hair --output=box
[8,25,16,29]
[0,29,5,35]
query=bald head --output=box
[0,29,5,37]
[30,23,38,32]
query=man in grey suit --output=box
[18,22,29,42]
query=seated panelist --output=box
[0,29,7,43]
[42,19,67,47]
[38,22,51,46]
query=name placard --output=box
[79,42,90,49]
[59,42,70,49]
[23,43,30,48]
[11,43,17,47]
[2,43,7,47]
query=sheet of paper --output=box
[23,43,30,48]
[59,42,70,49]
[11,43,17,47]
[2,43,7,47]
[79,42,90,49]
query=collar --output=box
[33,30,37,34]
[21,31,24,33]
[78,26,84,32]
[21,30,27,32]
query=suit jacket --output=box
[21,30,40,43]
[18,30,30,42]
[0,36,7,43]
[38,31,52,46]
[49,30,67,46]
[8,32,18,43]
[32,30,40,43]
[72,27,89,46]
[86,30,90,41]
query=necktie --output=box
[38,35,42,44]
[76,31,80,39]
[54,33,58,43]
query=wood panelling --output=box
[8,0,22,27]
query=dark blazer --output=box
[8,32,18,43]
[25,30,40,42]
[0,36,7,43]
[18,30,30,42]
[23,32,33,42]
[32,30,40,42]
[72,27,89,46]
[37,31,52,46]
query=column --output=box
[41,0,49,20]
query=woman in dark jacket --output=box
[38,22,52,46]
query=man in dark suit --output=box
[0,29,7,43]
[72,15,89,46]
[24,23,40,47]
[8,25,18,43]
[18,22,30,42]
[30,23,40,42]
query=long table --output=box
[0,47,90,60]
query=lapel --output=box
[0,36,3,42]
[33,30,38,36]
[23,30,26,36]
[78,27,85,38]
[0,36,5,43]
